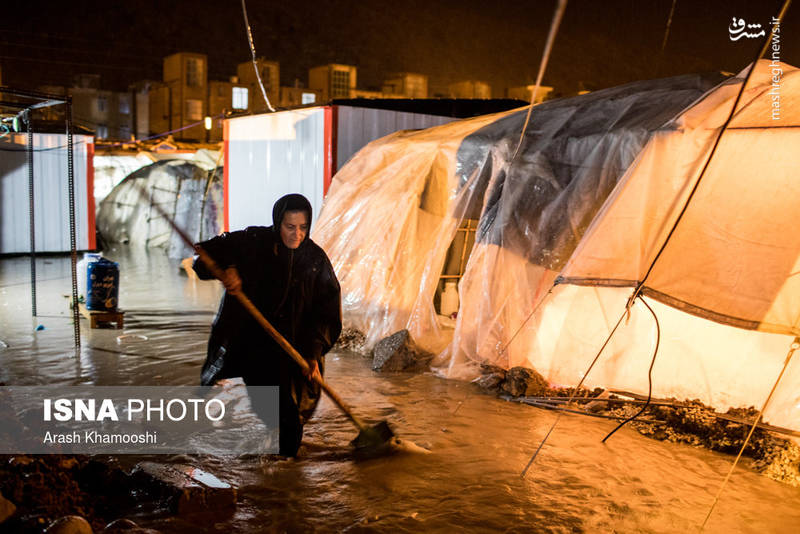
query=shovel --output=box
[194,245,397,453]
[137,185,396,454]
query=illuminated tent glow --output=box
[314,60,800,430]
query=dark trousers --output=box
[244,374,304,457]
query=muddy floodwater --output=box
[1,247,799,533]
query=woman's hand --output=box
[304,360,322,382]
[221,266,242,295]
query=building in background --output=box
[37,75,133,141]
[506,84,554,104]
[448,80,492,99]
[279,86,322,107]
[383,73,428,98]
[309,64,357,102]
[207,78,250,141]
[236,58,279,113]
[162,52,208,141]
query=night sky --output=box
[1,0,798,97]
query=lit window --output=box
[186,99,203,121]
[97,124,108,139]
[96,96,107,113]
[119,97,130,115]
[232,87,249,110]
[301,92,316,105]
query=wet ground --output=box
[1,246,800,533]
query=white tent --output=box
[314,60,800,430]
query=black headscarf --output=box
[272,194,313,241]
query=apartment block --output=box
[237,59,279,113]
[383,73,428,98]
[309,64,357,102]
[163,52,208,141]
[448,80,492,99]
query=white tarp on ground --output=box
[314,60,800,430]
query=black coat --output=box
[193,226,342,423]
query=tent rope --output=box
[601,295,660,443]
[521,301,630,477]
[700,336,800,530]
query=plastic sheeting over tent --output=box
[96,159,223,258]
[314,60,800,430]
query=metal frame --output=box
[0,87,80,348]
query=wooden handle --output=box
[195,247,367,433]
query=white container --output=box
[77,253,101,300]
[440,280,459,317]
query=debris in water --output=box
[116,334,148,344]
[35,325,45,331]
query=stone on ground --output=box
[501,366,549,397]
[372,330,433,372]
[131,462,236,516]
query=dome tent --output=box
[96,159,223,259]
[313,60,800,430]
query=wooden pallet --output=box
[79,303,125,329]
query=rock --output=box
[474,362,507,391]
[585,389,611,413]
[501,366,549,397]
[0,492,16,523]
[45,515,93,534]
[474,373,504,390]
[371,330,433,372]
[131,462,236,516]
[102,518,160,533]
[333,328,368,354]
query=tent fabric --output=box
[313,60,800,430]
[96,159,223,258]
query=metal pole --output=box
[25,110,37,317]
[66,98,80,348]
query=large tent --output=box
[313,60,800,430]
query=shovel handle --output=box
[193,246,367,433]
[133,183,368,434]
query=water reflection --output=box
[1,247,798,532]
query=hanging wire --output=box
[24,110,37,317]
[660,0,677,52]
[511,0,568,163]
[521,301,630,477]
[601,295,660,443]
[241,0,276,113]
[700,337,800,530]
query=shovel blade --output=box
[350,420,395,451]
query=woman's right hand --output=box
[222,266,242,295]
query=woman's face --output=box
[280,210,309,249]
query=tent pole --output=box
[701,336,800,530]
[66,97,80,349]
[25,110,37,317]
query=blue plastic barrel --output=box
[86,258,120,311]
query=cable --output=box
[601,295,660,443]
[510,0,568,162]
[241,0,275,113]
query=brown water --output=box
[1,247,799,533]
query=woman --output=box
[193,193,342,457]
